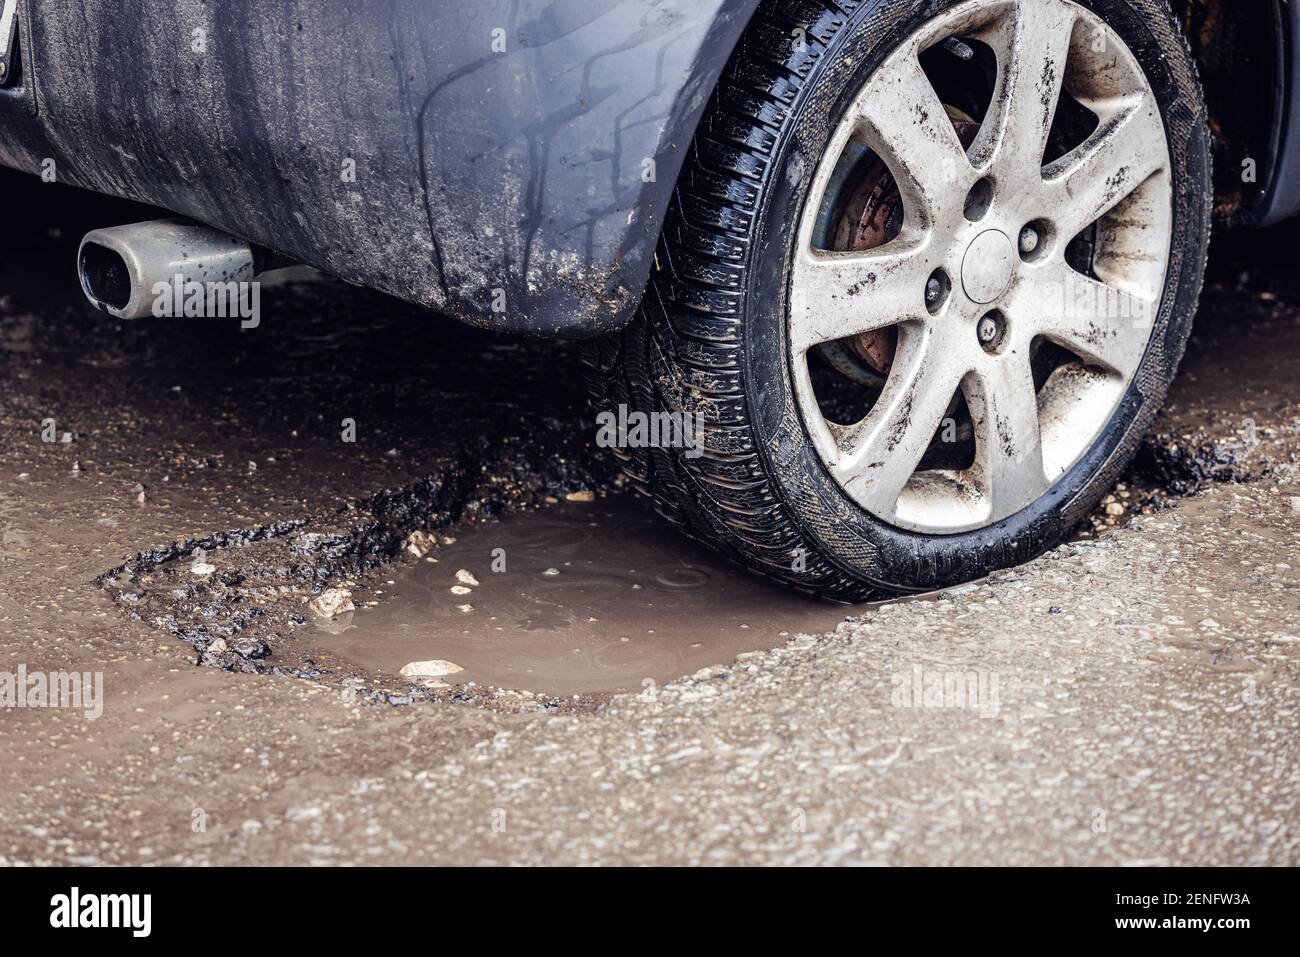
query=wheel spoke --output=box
[1040,94,1167,238]
[965,352,1047,514]
[851,49,971,223]
[788,240,934,354]
[832,327,965,518]
[1011,263,1155,377]
[971,0,1078,183]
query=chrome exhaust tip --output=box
[77,218,256,320]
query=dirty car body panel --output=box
[0,0,757,337]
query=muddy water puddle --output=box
[304,495,852,696]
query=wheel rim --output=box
[788,0,1173,534]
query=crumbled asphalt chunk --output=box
[1130,432,1267,498]
[1075,432,1270,538]
[234,637,271,660]
[97,518,310,583]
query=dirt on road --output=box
[0,184,1296,865]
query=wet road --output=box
[0,184,1296,865]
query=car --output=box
[0,0,1290,600]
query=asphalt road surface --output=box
[0,186,1296,865]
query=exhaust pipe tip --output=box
[77,239,136,316]
[77,219,257,320]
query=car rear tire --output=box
[584,0,1211,601]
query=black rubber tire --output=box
[584,0,1211,602]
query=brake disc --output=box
[834,106,980,378]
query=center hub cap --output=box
[961,229,1014,304]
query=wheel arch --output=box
[1168,0,1296,227]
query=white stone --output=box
[309,587,356,618]
[400,659,463,678]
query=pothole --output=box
[95,413,622,706]
[96,419,1272,709]
[297,495,851,698]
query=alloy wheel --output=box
[788,0,1173,533]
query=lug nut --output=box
[924,270,950,315]
[977,314,1001,345]
[1018,226,1040,256]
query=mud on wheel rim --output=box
[788,0,1173,534]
